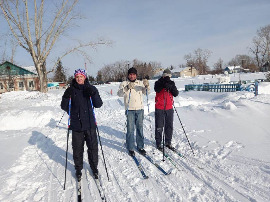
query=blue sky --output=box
[2,0,270,77]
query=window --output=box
[19,82,24,88]
[29,81,34,87]
[9,82,14,88]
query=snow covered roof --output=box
[22,66,37,75]
[225,66,241,70]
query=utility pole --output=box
[85,62,87,73]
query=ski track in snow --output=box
[0,77,270,201]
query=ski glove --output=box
[142,79,149,88]
[127,82,135,89]
[83,86,96,97]
[63,88,72,98]
[164,82,173,91]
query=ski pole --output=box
[56,111,65,127]
[162,90,169,161]
[168,93,195,156]
[63,97,71,190]
[126,89,131,116]
[146,89,150,114]
[46,111,66,138]
[120,89,132,159]
[89,97,110,182]
[145,75,150,114]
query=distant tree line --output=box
[96,59,162,82]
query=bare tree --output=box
[0,0,109,92]
[227,54,258,72]
[212,58,224,74]
[184,48,212,75]
[250,25,270,69]
[98,59,161,82]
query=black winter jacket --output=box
[154,77,179,97]
[61,78,103,131]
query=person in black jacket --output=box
[61,69,103,179]
[154,69,179,151]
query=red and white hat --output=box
[74,69,87,78]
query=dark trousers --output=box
[155,108,174,146]
[72,129,98,173]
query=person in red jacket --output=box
[154,69,179,151]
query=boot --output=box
[76,170,82,180]
[93,172,99,179]
[129,150,135,156]
[165,144,176,151]
[138,148,146,156]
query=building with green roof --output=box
[0,61,40,93]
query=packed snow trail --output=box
[0,77,270,201]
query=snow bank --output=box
[259,82,270,94]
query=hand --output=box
[128,82,135,89]
[143,79,149,88]
[83,86,96,97]
[63,88,72,98]
[164,82,173,91]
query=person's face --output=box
[128,73,137,81]
[75,74,86,85]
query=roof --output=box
[225,66,241,71]
[22,66,37,74]
[171,66,197,73]
[0,61,37,76]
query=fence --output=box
[185,83,241,92]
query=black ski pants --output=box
[155,108,174,146]
[72,129,98,173]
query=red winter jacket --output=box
[154,77,179,110]
[155,89,174,110]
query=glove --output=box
[127,82,135,89]
[63,88,72,98]
[164,82,173,91]
[143,79,149,88]
[83,86,96,97]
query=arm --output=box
[117,81,129,97]
[61,87,72,113]
[154,80,164,93]
[90,86,103,108]
[169,81,179,97]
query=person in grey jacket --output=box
[117,67,150,156]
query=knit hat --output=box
[162,69,172,77]
[128,67,137,75]
[74,68,87,78]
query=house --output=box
[153,66,199,79]
[178,67,199,77]
[224,66,242,74]
[0,61,40,94]
[47,82,67,89]
[261,61,269,72]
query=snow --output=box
[22,66,38,75]
[0,73,270,201]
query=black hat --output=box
[128,67,137,75]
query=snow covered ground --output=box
[0,72,269,202]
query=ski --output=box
[131,155,149,179]
[142,154,171,175]
[77,178,82,202]
[166,147,203,170]
[93,175,107,201]
[86,169,107,201]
